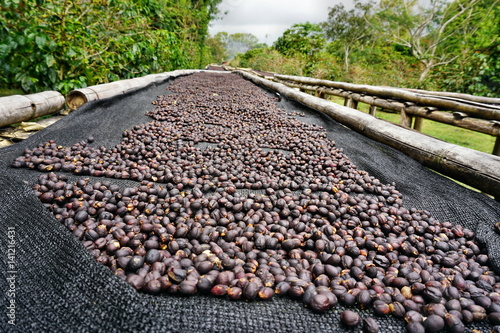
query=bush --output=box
[0,0,221,94]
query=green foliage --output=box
[227,0,497,96]
[6,0,496,97]
[322,0,374,72]
[438,52,500,96]
[232,47,306,76]
[435,0,500,96]
[271,22,325,76]
[0,0,222,94]
[0,88,23,97]
[205,34,227,64]
[212,32,260,61]
[274,22,325,58]
[323,0,373,44]
[306,52,339,80]
[374,0,486,84]
[349,41,421,86]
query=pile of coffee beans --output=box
[14,73,500,332]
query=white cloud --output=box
[209,0,348,44]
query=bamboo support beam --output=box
[274,78,500,138]
[403,88,500,105]
[274,74,500,121]
[316,88,325,99]
[66,70,202,110]
[0,91,65,128]
[406,107,500,137]
[400,108,412,128]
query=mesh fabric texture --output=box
[1,72,499,332]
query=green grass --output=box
[326,96,496,154]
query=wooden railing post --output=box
[317,88,325,99]
[494,137,500,156]
[400,108,412,128]
[344,95,358,109]
[351,100,358,110]
[413,117,423,131]
[239,70,500,198]
[369,105,377,116]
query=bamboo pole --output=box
[275,78,500,138]
[350,94,360,110]
[494,138,500,156]
[238,70,500,199]
[66,70,202,110]
[406,107,500,137]
[316,88,326,99]
[0,91,65,128]
[413,117,423,131]
[275,74,500,121]
[400,108,412,128]
[403,88,500,105]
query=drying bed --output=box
[1,72,500,332]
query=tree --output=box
[274,22,326,57]
[205,34,228,63]
[322,0,373,73]
[375,0,483,84]
[438,0,500,96]
[209,32,260,61]
[232,46,307,76]
[0,0,222,93]
[225,33,260,60]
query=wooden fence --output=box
[266,73,500,156]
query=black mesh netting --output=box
[1,71,500,333]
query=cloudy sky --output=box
[209,0,351,45]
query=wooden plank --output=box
[0,115,65,142]
[238,70,500,199]
[0,128,31,140]
[36,116,64,127]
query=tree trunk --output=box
[418,59,435,83]
[344,44,350,73]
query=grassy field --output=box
[327,96,496,154]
